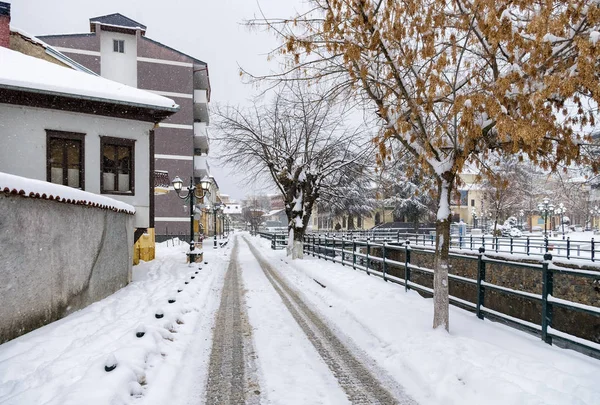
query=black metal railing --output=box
[297,234,600,359]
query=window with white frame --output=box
[113,39,124,53]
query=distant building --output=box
[39,12,213,243]
[269,193,285,210]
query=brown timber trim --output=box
[0,87,176,122]
[46,130,86,190]
[100,136,136,196]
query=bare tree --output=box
[242,194,270,234]
[215,83,372,258]
[247,0,600,330]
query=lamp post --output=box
[518,210,524,230]
[590,206,600,231]
[471,207,478,228]
[171,176,211,254]
[210,203,223,249]
[537,198,555,245]
[555,203,567,239]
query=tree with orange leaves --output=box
[249,0,600,330]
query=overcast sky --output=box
[12,0,303,201]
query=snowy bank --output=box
[253,237,600,405]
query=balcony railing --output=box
[154,170,170,195]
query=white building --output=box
[0,46,178,233]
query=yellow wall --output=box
[133,228,155,265]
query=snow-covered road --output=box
[0,232,599,405]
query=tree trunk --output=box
[289,226,305,259]
[433,176,452,331]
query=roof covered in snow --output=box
[89,13,147,31]
[264,209,285,218]
[10,27,98,75]
[0,172,135,214]
[0,47,179,116]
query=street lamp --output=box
[537,198,555,243]
[555,203,567,239]
[590,206,600,231]
[207,202,223,249]
[171,175,212,256]
[519,210,524,230]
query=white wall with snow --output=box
[0,103,152,228]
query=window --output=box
[471,199,475,207]
[101,137,135,194]
[459,190,468,206]
[46,130,85,189]
[113,39,124,53]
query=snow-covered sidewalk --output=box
[252,236,600,405]
[0,239,230,405]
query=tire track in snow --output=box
[243,237,416,405]
[204,239,260,405]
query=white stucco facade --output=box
[99,30,138,87]
[0,103,152,228]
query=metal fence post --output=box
[459,235,463,249]
[352,240,357,270]
[397,230,400,243]
[526,236,530,256]
[341,238,345,266]
[592,238,595,262]
[382,243,388,282]
[495,236,499,253]
[271,233,276,250]
[541,253,554,344]
[470,235,473,250]
[366,239,370,275]
[476,247,486,320]
[324,235,328,262]
[510,237,513,254]
[405,240,411,292]
[567,237,570,260]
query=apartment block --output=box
[40,13,212,241]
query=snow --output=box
[0,47,177,110]
[292,190,303,212]
[237,242,350,404]
[10,27,96,75]
[0,240,227,405]
[2,234,598,405]
[437,180,450,220]
[253,236,600,405]
[0,171,135,214]
[548,295,600,315]
[590,31,600,44]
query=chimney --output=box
[0,2,10,48]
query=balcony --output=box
[193,122,209,153]
[193,66,210,91]
[193,155,209,178]
[154,170,170,195]
[193,102,209,124]
[194,89,208,104]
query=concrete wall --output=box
[99,30,137,87]
[0,193,134,343]
[0,103,152,228]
